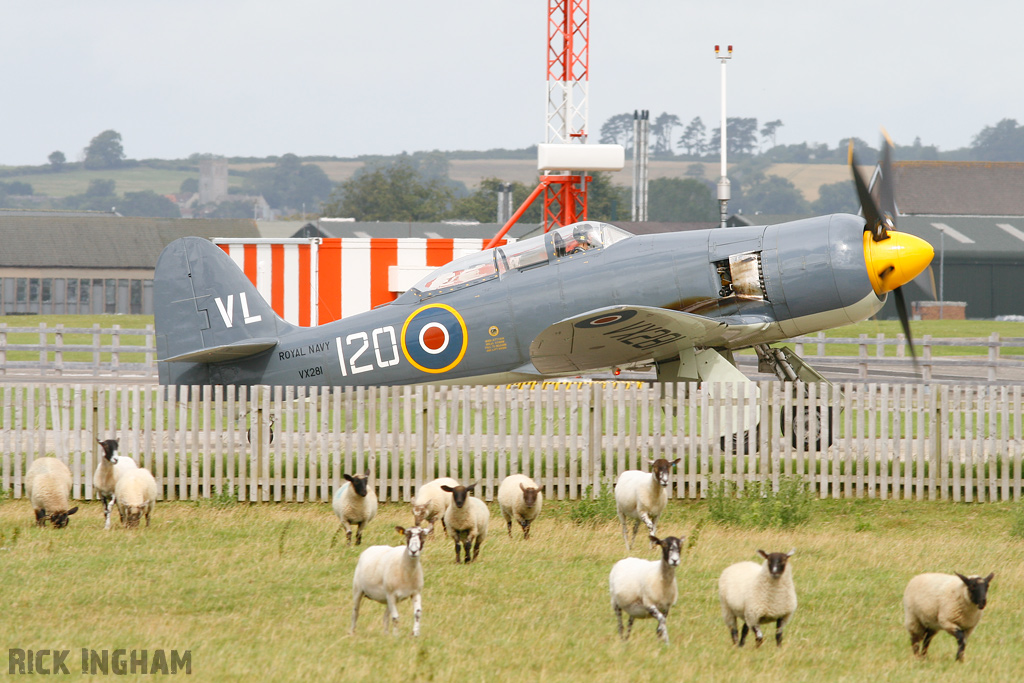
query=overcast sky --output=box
[3,1,1021,166]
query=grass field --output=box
[2,495,1022,681]
[3,160,856,200]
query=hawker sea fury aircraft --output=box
[155,140,933,411]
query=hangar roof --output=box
[314,220,535,241]
[888,161,1024,216]
[0,215,259,269]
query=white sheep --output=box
[718,549,797,648]
[92,438,138,530]
[114,468,158,529]
[497,474,543,539]
[614,458,680,549]
[440,482,490,564]
[351,526,432,637]
[608,534,684,644]
[903,571,995,662]
[411,476,458,532]
[333,473,378,546]
[25,457,78,528]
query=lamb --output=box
[114,468,158,528]
[614,458,680,549]
[411,476,459,532]
[497,474,543,539]
[718,549,798,648]
[92,438,138,530]
[608,534,684,644]
[351,526,431,637]
[903,571,994,662]
[25,457,78,528]
[333,473,378,545]
[440,482,490,564]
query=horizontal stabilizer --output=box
[160,338,278,364]
[530,305,773,374]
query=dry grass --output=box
[1,496,1021,681]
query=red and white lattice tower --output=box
[546,0,589,144]
[486,0,622,249]
[542,0,590,231]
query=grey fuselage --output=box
[156,214,882,387]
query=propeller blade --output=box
[892,285,918,366]
[848,140,888,241]
[880,128,897,230]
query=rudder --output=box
[154,237,292,385]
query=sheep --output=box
[614,458,680,549]
[333,473,378,546]
[351,526,432,637]
[25,457,78,528]
[903,571,995,662]
[411,476,459,532]
[497,474,543,539]
[440,482,490,564]
[114,468,158,529]
[718,549,798,648]
[608,534,684,644]
[92,438,138,530]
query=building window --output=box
[42,278,52,304]
[29,278,39,305]
[105,279,116,314]
[16,278,26,304]
[130,279,143,314]
[79,278,90,305]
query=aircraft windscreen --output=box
[413,250,498,295]
[548,222,631,257]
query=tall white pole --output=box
[715,45,732,229]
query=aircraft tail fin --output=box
[154,237,292,385]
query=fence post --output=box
[38,323,47,374]
[858,334,868,379]
[111,325,121,376]
[988,332,1000,383]
[922,335,932,383]
[92,324,101,377]
[55,324,64,377]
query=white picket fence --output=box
[2,382,1022,504]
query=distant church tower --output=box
[198,158,229,204]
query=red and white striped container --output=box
[214,237,507,326]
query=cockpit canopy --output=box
[409,221,632,299]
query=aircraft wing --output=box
[529,305,773,374]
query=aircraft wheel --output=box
[779,406,833,450]
[719,426,759,455]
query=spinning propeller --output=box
[849,132,934,362]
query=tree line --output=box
[4,118,1024,221]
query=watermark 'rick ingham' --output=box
[9,649,191,675]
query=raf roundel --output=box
[574,309,638,329]
[401,304,468,374]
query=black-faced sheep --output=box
[25,457,78,528]
[351,526,431,637]
[440,482,489,564]
[114,468,158,529]
[608,534,684,644]
[333,473,378,546]
[718,549,797,648]
[614,458,680,549]
[497,474,543,539]
[92,438,138,530]
[411,476,458,532]
[903,572,994,662]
